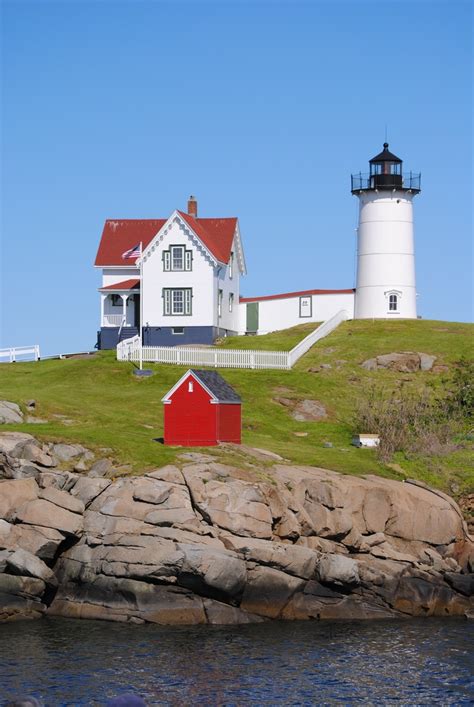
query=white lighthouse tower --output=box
[352,143,421,319]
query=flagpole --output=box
[139,242,143,371]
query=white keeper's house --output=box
[94,143,421,349]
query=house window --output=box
[163,288,192,315]
[218,289,223,318]
[163,246,192,271]
[389,294,398,311]
[172,327,184,335]
[188,381,194,392]
[111,294,122,307]
[229,252,234,279]
[229,293,234,312]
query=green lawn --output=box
[0,319,472,494]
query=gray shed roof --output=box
[191,369,241,403]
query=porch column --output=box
[100,294,106,327]
[120,294,129,326]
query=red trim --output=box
[239,288,355,303]
[99,279,140,291]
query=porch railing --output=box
[117,310,350,370]
[103,314,128,327]
[0,345,41,363]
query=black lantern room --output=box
[351,143,421,194]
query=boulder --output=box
[178,544,247,599]
[317,554,360,587]
[184,470,273,539]
[221,535,318,579]
[6,548,57,586]
[0,478,39,520]
[360,352,437,373]
[51,443,89,462]
[15,498,83,536]
[39,469,78,491]
[0,401,23,424]
[291,400,327,421]
[71,477,111,507]
[240,566,304,618]
[146,466,185,485]
[0,521,64,560]
[419,353,437,371]
[0,572,45,597]
[14,441,55,468]
[39,486,85,514]
[89,459,114,478]
[0,432,36,456]
[132,478,171,505]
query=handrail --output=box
[0,345,41,363]
[288,309,350,367]
[117,316,126,341]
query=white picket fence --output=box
[0,345,41,363]
[117,310,350,370]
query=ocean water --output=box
[0,618,472,705]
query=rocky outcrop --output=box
[0,432,472,624]
[361,352,437,372]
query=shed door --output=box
[246,303,259,333]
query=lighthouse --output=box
[351,143,421,319]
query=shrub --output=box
[446,357,474,419]
[354,385,455,462]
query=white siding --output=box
[141,217,215,327]
[237,292,355,334]
[101,268,139,287]
[215,239,240,332]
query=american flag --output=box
[122,243,142,259]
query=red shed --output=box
[162,369,241,446]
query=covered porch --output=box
[99,279,140,330]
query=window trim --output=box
[299,295,312,318]
[384,289,402,314]
[163,288,193,316]
[218,289,223,318]
[229,292,234,312]
[163,245,193,271]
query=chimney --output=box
[187,195,198,218]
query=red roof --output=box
[99,279,140,291]
[177,211,237,264]
[95,213,237,266]
[240,288,355,303]
[95,220,166,266]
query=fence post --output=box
[214,351,218,368]
[250,352,255,370]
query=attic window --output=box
[229,252,234,279]
[163,246,192,271]
[188,381,194,393]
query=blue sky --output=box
[1,0,472,355]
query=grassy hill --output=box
[1,319,472,494]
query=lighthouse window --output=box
[389,294,398,311]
